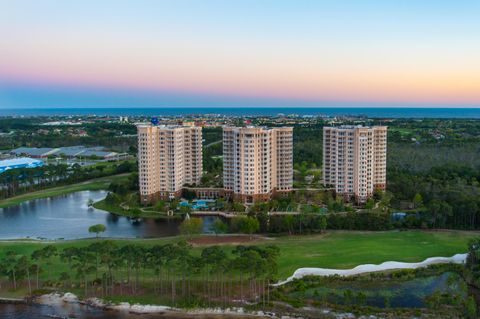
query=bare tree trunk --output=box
[26,267,32,295]
[36,267,39,289]
[267,279,270,304]
[12,270,16,291]
[171,277,176,305]
[262,278,265,307]
[84,275,88,298]
[159,268,163,295]
[240,273,243,302]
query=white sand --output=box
[108,302,173,314]
[36,292,79,305]
[274,253,467,286]
[61,292,79,303]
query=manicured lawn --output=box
[0,174,129,208]
[0,230,477,279]
[270,230,478,277]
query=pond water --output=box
[0,191,191,240]
[297,272,465,309]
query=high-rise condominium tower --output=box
[223,126,293,203]
[137,124,202,204]
[323,125,387,203]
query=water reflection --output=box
[0,191,181,240]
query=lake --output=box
[0,190,219,240]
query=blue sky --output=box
[1,0,479,108]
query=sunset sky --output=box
[1,0,480,108]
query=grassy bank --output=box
[0,230,477,279]
[0,174,129,209]
[93,198,178,219]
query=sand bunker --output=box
[275,253,467,286]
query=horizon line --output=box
[2,106,480,109]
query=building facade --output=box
[137,125,203,204]
[223,126,293,204]
[323,125,387,203]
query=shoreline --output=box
[0,174,128,209]
[0,297,26,304]
[34,292,280,318]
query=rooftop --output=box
[137,123,200,130]
[9,146,118,159]
[325,125,388,130]
[10,147,58,156]
[0,157,44,173]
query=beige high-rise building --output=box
[323,125,387,203]
[223,126,293,203]
[137,124,203,204]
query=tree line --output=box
[0,161,136,200]
[0,241,280,308]
[389,164,480,229]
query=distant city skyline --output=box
[1,0,480,108]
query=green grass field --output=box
[271,230,477,277]
[0,230,477,279]
[0,174,129,208]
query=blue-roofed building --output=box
[0,157,44,174]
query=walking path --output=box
[204,140,222,148]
